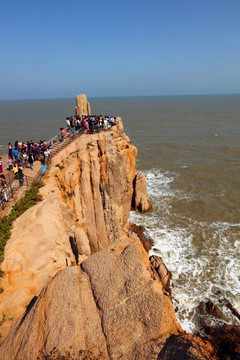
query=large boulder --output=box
[0,237,182,360]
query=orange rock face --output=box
[0,118,141,340]
[0,236,182,360]
[132,171,152,213]
[0,116,220,359]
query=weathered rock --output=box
[132,171,152,213]
[0,266,108,360]
[205,324,240,360]
[0,237,182,360]
[197,299,222,319]
[149,255,172,296]
[156,333,217,360]
[75,94,91,117]
[126,223,152,252]
[217,291,240,321]
[0,119,139,340]
[197,297,240,359]
[0,182,77,337]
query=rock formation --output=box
[0,235,182,359]
[0,118,147,341]
[132,171,152,213]
[0,113,233,359]
[75,94,91,117]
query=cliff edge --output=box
[0,118,152,340]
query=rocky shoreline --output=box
[0,117,239,359]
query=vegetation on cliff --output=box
[0,180,43,260]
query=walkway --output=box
[0,126,110,217]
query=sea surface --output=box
[1,95,240,332]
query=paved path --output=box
[0,154,42,182]
[0,126,113,218]
[0,155,42,217]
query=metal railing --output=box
[0,122,116,213]
[2,168,48,214]
[0,174,36,211]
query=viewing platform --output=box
[0,94,117,217]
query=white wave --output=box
[129,168,240,332]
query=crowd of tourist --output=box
[0,114,116,205]
[64,115,116,139]
[0,140,50,204]
[8,139,51,171]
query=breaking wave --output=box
[129,169,240,333]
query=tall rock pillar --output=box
[75,94,91,117]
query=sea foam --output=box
[129,169,240,332]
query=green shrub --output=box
[0,181,43,258]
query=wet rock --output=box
[216,291,240,321]
[149,255,172,296]
[197,299,222,319]
[126,223,152,252]
[157,333,217,360]
[205,324,240,360]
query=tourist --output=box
[13,148,18,161]
[23,152,28,167]
[28,153,34,170]
[8,143,13,159]
[60,128,66,141]
[7,157,13,171]
[19,152,24,167]
[99,117,103,131]
[35,142,40,160]
[44,148,51,162]
[66,117,70,130]
[89,117,94,134]
[1,175,8,203]
[13,163,18,175]
[17,167,24,187]
[42,163,46,174]
[103,118,108,131]
[70,117,76,137]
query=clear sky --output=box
[0,0,239,100]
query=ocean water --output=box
[1,95,240,332]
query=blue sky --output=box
[0,0,239,100]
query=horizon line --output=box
[0,92,240,102]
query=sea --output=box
[0,95,240,333]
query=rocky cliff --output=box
[0,119,151,341]
[0,118,220,359]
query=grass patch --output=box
[0,180,43,260]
